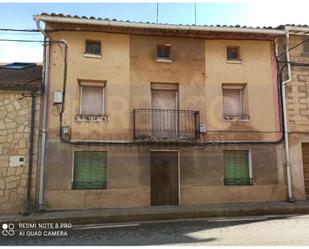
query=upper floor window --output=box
[79,81,105,116]
[157,44,172,62]
[222,84,249,121]
[85,40,101,56]
[227,46,241,61]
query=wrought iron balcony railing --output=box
[133,109,200,141]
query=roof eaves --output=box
[34,13,285,35]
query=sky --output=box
[1,1,309,63]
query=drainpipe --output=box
[282,27,294,202]
[36,19,50,210]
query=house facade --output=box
[0,63,42,214]
[35,13,289,210]
[278,27,309,200]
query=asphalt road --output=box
[1,214,309,246]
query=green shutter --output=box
[224,150,251,185]
[73,151,107,189]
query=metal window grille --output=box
[157,45,171,59]
[224,150,252,186]
[227,47,240,60]
[85,41,101,55]
[73,151,107,190]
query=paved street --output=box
[1,214,309,246]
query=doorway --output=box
[302,143,309,199]
[150,151,179,206]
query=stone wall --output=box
[286,70,309,132]
[285,36,309,132]
[0,91,40,214]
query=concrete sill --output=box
[84,53,102,59]
[226,60,242,64]
[156,58,173,63]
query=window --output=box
[85,40,101,55]
[224,150,252,186]
[73,151,107,190]
[227,46,240,61]
[222,84,249,120]
[157,45,171,60]
[80,82,105,116]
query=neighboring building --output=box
[0,63,42,214]
[278,26,309,200]
[35,13,288,210]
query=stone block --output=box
[6,122,16,129]
[5,175,19,184]
[6,181,19,190]
[15,167,24,176]
[13,101,21,110]
[8,191,18,201]
[0,121,5,130]
[7,168,16,176]
[16,125,24,133]
[0,179,5,189]
[18,139,27,149]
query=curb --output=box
[2,204,309,225]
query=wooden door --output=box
[302,143,309,198]
[151,89,177,138]
[151,151,179,206]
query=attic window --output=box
[227,46,241,61]
[157,44,172,61]
[0,62,36,70]
[85,40,101,56]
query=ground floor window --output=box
[223,150,252,186]
[73,151,107,190]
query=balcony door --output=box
[151,83,178,139]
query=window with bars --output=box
[85,40,101,55]
[227,46,240,61]
[80,85,104,115]
[224,150,252,186]
[73,151,107,190]
[157,45,171,60]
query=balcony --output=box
[133,109,200,142]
